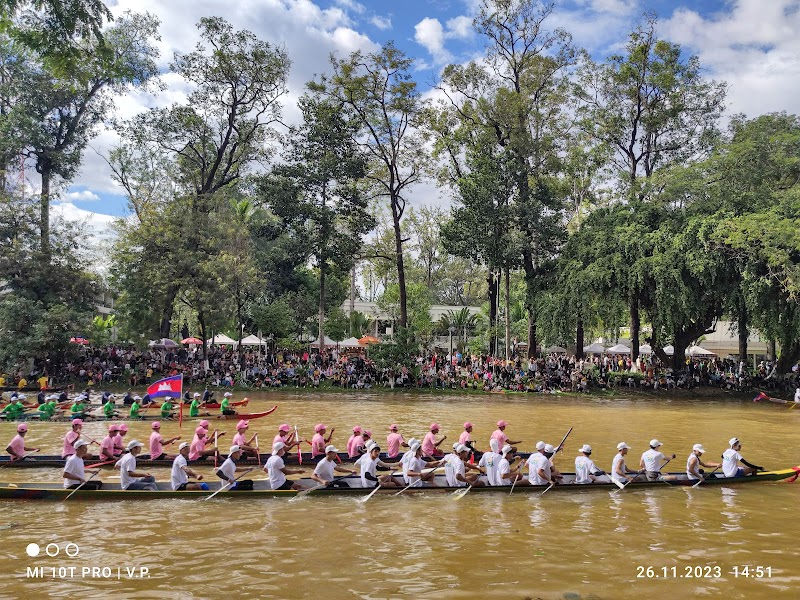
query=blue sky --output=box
[52,0,800,229]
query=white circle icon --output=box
[25,543,40,557]
[65,543,79,557]
[45,543,59,557]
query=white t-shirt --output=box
[478,451,500,486]
[63,454,85,488]
[266,455,286,489]
[575,455,597,484]
[526,452,551,485]
[116,453,140,490]
[611,453,628,482]
[217,457,237,484]
[445,454,466,487]
[406,456,427,487]
[686,454,701,480]
[171,454,189,490]
[400,449,415,483]
[313,458,336,483]
[360,456,379,487]
[497,457,512,486]
[641,448,666,472]
[794,388,800,403]
[722,449,742,477]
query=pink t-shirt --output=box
[233,432,246,447]
[349,435,365,458]
[273,434,286,446]
[7,434,25,458]
[100,435,116,459]
[491,429,508,446]
[386,433,404,458]
[422,432,437,456]
[311,433,325,457]
[149,432,163,457]
[113,434,124,455]
[346,434,356,456]
[62,430,80,458]
[459,431,472,445]
[189,436,206,461]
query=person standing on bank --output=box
[639,439,676,481]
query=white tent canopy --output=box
[338,337,364,348]
[638,344,653,355]
[207,333,237,346]
[544,345,567,353]
[662,345,675,356]
[310,336,338,347]
[606,343,631,354]
[240,334,266,346]
[686,345,715,357]
[583,342,606,354]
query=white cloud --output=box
[415,17,450,64]
[335,0,366,14]
[583,0,639,16]
[445,15,473,40]
[370,15,392,30]
[64,190,101,202]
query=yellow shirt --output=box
[0,376,5,387]
[18,378,27,388]
[38,376,49,390]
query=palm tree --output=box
[442,307,478,347]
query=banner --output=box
[146,374,183,399]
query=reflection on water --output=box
[0,392,799,599]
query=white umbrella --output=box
[309,336,338,347]
[606,343,631,354]
[240,334,266,346]
[207,333,237,346]
[338,337,365,348]
[583,342,606,354]
[662,345,675,356]
[638,344,653,355]
[686,345,715,357]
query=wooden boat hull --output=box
[0,404,277,424]
[0,469,795,500]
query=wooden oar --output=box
[393,467,441,496]
[290,475,351,502]
[62,461,118,500]
[255,435,261,468]
[358,471,398,504]
[538,426,573,495]
[617,457,673,492]
[509,458,525,495]
[203,467,255,501]
[691,465,721,488]
[541,481,555,495]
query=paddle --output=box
[295,426,302,465]
[691,465,721,488]
[509,457,525,495]
[617,457,673,491]
[358,471,399,504]
[62,460,118,500]
[290,475,351,502]
[203,467,255,501]
[538,426,573,495]
[214,430,219,469]
[393,467,441,496]
[541,481,555,495]
[255,434,261,468]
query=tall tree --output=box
[312,42,424,329]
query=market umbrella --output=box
[181,337,202,345]
[150,338,179,348]
[606,343,631,354]
[583,342,606,354]
[358,335,381,345]
[543,345,567,353]
[240,334,267,346]
[686,345,716,357]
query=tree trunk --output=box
[527,317,537,360]
[576,319,585,359]
[504,266,510,361]
[629,296,640,363]
[198,311,208,372]
[349,264,356,336]
[318,265,326,353]
[487,269,497,356]
[40,167,51,257]
[737,298,748,364]
[768,339,776,362]
[391,199,408,329]
[777,337,799,374]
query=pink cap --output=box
[195,426,206,435]
[389,424,398,431]
[463,422,473,429]
[17,423,28,432]
[236,420,249,430]
[352,426,362,433]
[72,419,83,426]
[363,430,372,438]
[151,421,161,429]
[430,423,441,431]
[278,423,290,432]
[315,423,326,433]
[199,420,210,428]
[118,424,129,433]
[497,420,508,428]
[108,424,119,432]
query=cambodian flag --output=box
[147,375,183,399]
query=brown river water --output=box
[0,391,798,600]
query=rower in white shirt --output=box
[574,444,603,484]
[497,444,526,486]
[478,438,501,486]
[526,442,553,486]
[721,438,762,478]
[405,442,443,487]
[611,442,641,484]
[685,444,720,481]
[171,442,208,491]
[399,438,418,484]
[312,445,357,488]
[62,440,102,490]
[639,439,676,481]
[444,444,484,488]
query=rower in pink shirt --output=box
[100,424,118,460]
[149,421,180,460]
[62,419,83,458]
[311,423,333,458]
[189,426,217,460]
[114,423,129,456]
[6,423,39,460]
[422,423,446,457]
[232,419,258,458]
[386,424,407,458]
[273,424,299,451]
[346,426,362,457]
[459,422,474,446]
[491,420,521,448]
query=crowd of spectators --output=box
[3,343,798,395]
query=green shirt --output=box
[220,398,230,413]
[103,401,117,417]
[39,402,56,418]
[71,402,85,415]
[189,399,200,417]
[129,401,140,418]
[160,401,173,417]
[3,401,24,418]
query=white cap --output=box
[501,444,513,456]
[325,445,339,453]
[535,441,545,450]
[456,444,469,454]
[410,441,421,452]
[649,439,663,448]
[579,444,592,454]
[193,392,200,397]
[452,442,460,451]
[617,442,630,450]
[365,440,377,450]
[133,395,142,400]
[127,439,144,450]
[407,438,417,447]
[73,439,89,450]
[729,437,739,447]
[692,444,705,454]
[272,441,285,455]
[229,445,241,454]
[224,392,233,397]
[179,442,190,450]
[489,438,500,453]
[544,444,555,454]
[18,394,26,399]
